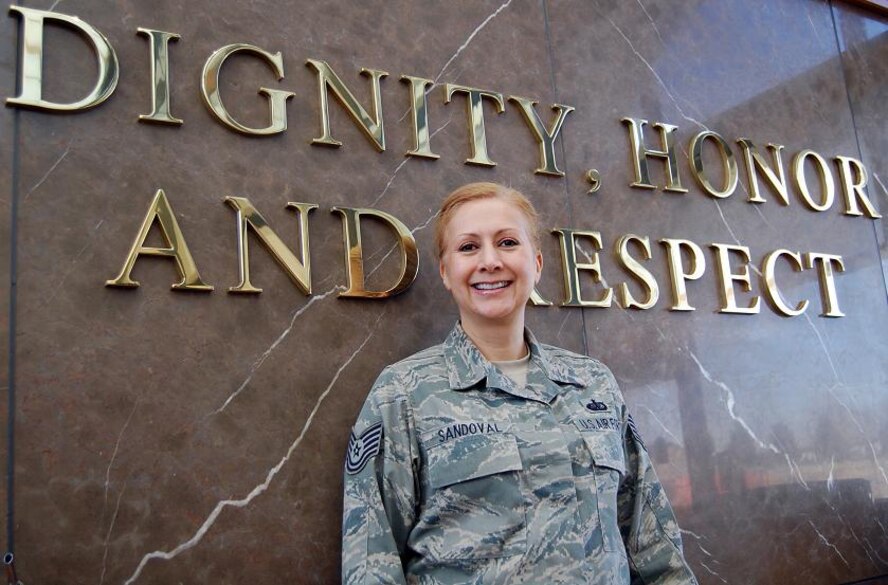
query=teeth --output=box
[473,281,509,290]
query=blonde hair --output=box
[435,183,542,259]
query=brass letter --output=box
[834,156,881,218]
[529,288,553,306]
[737,139,789,205]
[401,75,439,159]
[659,238,705,311]
[761,249,808,317]
[615,234,659,310]
[552,229,613,308]
[201,44,294,135]
[106,189,212,291]
[331,207,419,298]
[306,59,388,151]
[7,6,119,111]
[224,197,317,295]
[586,169,601,193]
[805,252,846,317]
[710,243,761,314]
[508,96,574,176]
[137,28,182,125]
[689,131,738,199]
[792,150,835,212]
[621,117,688,193]
[444,84,505,167]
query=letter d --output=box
[330,206,419,299]
[7,6,119,111]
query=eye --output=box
[458,242,478,252]
[499,238,520,248]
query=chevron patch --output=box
[627,414,646,450]
[345,420,383,475]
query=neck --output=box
[461,317,527,362]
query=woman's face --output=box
[439,197,543,332]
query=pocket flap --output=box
[579,430,627,475]
[427,433,523,489]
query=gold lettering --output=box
[761,249,808,317]
[306,59,387,150]
[444,84,505,167]
[400,75,438,159]
[553,229,613,308]
[736,139,789,205]
[508,96,574,176]
[689,131,739,198]
[710,243,760,314]
[331,207,419,298]
[7,6,119,111]
[792,150,835,212]
[659,238,705,311]
[106,189,212,291]
[621,117,687,193]
[529,288,553,306]
[614,235,659,310]
[834,156,882,218]
[137,28,182,125]
[805,252,846,317]
[223,197,317,295]
[201,44,294,135]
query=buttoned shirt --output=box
[342,323,698,584]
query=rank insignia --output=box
[585,399,608,412]
[627,414,646,450]
[345,420,383,475]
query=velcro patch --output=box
[346,420,383,475]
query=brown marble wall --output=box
[1,0,886,583]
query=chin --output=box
[465,306,523,326]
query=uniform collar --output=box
[443,322,585,403]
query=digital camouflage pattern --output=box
[342,323,698,584]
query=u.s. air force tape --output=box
[627,414,646,450]
[346,420,383,475]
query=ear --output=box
[534,249,543,284]
[439,258,452,290]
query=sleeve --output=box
[342,367,419,585]
[617,403,699,585]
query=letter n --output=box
[224,197,317,294]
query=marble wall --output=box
[1,0,886,583]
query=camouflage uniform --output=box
[342,323,698,584]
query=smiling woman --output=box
[436,185,543,361]
[341,183,699,585]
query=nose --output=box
[479,244,502,271]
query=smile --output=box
[472,281,511,291]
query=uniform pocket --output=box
[580,430,626,553]
[419,433,526,561]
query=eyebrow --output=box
[454,227,522,239]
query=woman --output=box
[342,182,697,584]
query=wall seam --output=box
[541,0,590,356]
[5,0,23,559]
[828,0,888,305]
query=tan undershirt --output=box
[492,349,531,388]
